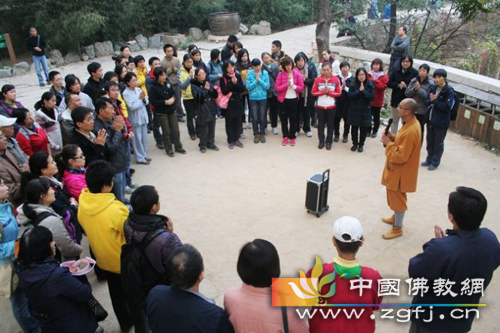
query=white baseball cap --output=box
[333,216,364,243]
[0,115,16,127]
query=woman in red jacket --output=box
[367,58,388,138]
[14,108,50,156]
[311,62,342,150]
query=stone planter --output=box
[208,12,241,36]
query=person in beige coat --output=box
[380,98,421,239]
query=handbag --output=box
[0,221,19,298]
[87,295,108,322]
[214,80,231,109]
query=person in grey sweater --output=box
[389,26,411,75]
[405,63,434,143]
[17,178,82,262]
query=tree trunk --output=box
[383,1,398,53]
[315,0,331,60]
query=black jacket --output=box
[26,35,46,56]
[347,80,375,127]
[148,80,176,114]
[221,44,233,62]
[425,83,456,129]
[191,80,218,126]
[388,67,419,107]
[82,77,104,103]
[70,130,106,167]
[147,285,234,333]
[18,260,97,333]
[219,74,245,119]
[336,74,355,117]
[93,118,128,173]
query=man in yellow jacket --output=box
[78,160,133,331]
[380,98,421,239]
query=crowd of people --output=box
[0,27,498,333]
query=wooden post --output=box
[315,0,332,60]
[4,33,17,65]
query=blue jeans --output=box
[249,99,268,135]
[113,170,127,203]
[32,55,49,84]
[10,286,41,333]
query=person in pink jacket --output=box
[224,239,309,333]
[275,57,304,146]
[367,58,388,138]
[57,144,87,201]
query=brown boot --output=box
[381,215,395,225]
[382,227,403,240]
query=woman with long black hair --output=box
[348,67,375,153]
[190,68,219,153]
[220,60,246,149]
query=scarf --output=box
[68,167,85,175]
[370,70,383,80]
[127,212,168,232]
[333,256,362,279]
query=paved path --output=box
[1,24,499,333]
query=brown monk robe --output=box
[380,98,421,239]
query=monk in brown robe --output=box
[380,98,421,239]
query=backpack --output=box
[121,229,166,307]
[450,91,460,121]
[14,211,55,259]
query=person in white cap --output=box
[0,115,28,167]
[306,216,383,333]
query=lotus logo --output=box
[288,257,336,300]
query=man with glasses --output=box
[380,98,421,240]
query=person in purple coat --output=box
[123,185,182,333]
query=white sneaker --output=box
[125,186,134,194]
[306,131,312,137]
[273,127,278,135]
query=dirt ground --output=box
[1,24,499,333]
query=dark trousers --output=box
[268,95,279,128]
[198,120,216,149]
[157,112,183,151]
[416,113,426,145]
[183,99,197,137]
[297,96,311,133]
[279,98,298,139]
[173,84,184,119]
[317,108,336,143]
[425,124,448,167]
[152,111,163,145]
[370,106,381,134]
[103,270,133,331]
[334,105,350,138]
[225,116,241,144]
[351,126,369,146]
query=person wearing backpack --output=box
[122,185,182,333]
[423,69,456,171]
[16,178,82,262]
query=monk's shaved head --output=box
[402,98,418,114]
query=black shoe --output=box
[334,136,339,142]
[351,144,358,152]
[326,143,332,150]
[318,142,325,149]
[370,132,377,138]
[156,143,165,150]
[208,145,220,151]
[200,148,207,153]
[175,148,187,154]
[358,145,364,153]
[178,118,186,123]
[39,83,45,87]
[166,150,175,157]
[342,136,348,143]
